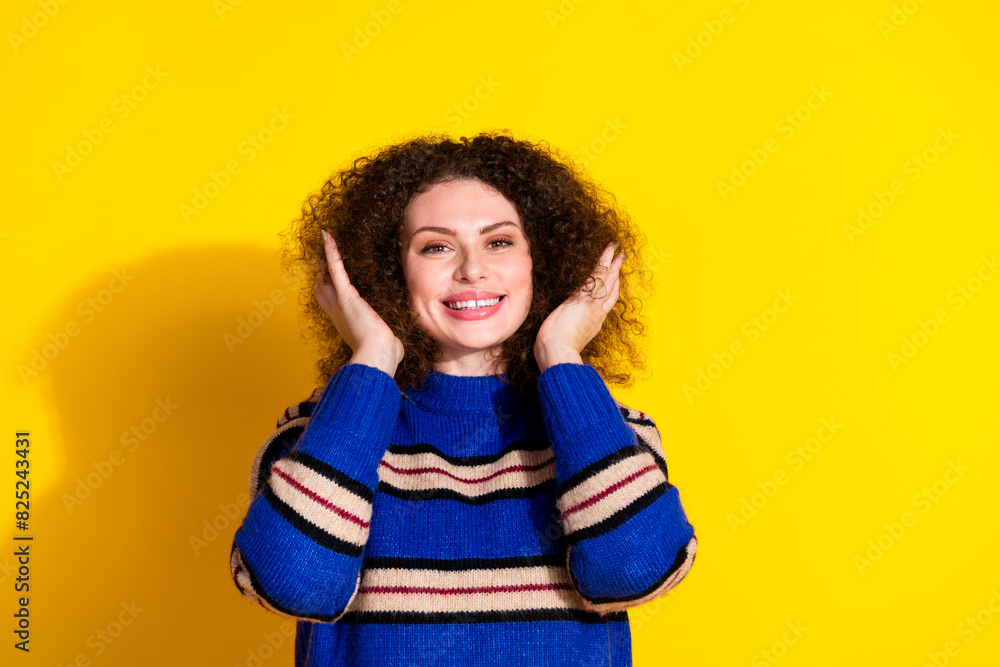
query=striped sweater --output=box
[230,361,698,666]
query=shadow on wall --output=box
[28,245,319,666]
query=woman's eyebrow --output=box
[410,220,519,237]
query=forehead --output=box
[402,179,522,237]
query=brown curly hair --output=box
[278,130,653,402]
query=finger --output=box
[584,244,620,300]
[315,251,333,289]
[602,274,620,313]
[611,250,626,277]
[598,253,625,310]
[314,282,334,314]
[595,241,617,272]
[322,231,354,297]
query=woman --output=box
[229,132,698,666]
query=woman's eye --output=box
[488,238,514,249]
[421,244,448,254]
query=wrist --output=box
[349,344,400,376]
[535,342,583,372]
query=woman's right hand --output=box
[315,229,405,376]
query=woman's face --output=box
[399,178,533,376]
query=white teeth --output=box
[446,297,502,310]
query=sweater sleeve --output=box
[229,362,401,623]
[537,362,698,615]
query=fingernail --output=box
[321,229,328,242]
[612,241,620,252]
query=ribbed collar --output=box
[402,370,528,414]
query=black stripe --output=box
[622,413,656,429]
[377,479,556,505]
[336,608,629,625]
[297,400,316,420]
[284,450,375,502]
[386,439,551,466]
[565,483,669,544]
[634,430,669,479]
[362,553,566,571]
[262,484,365,557]
[277,399,317,428]
[574,536,696,606]
[253,425,305,496]
[557,444,647,497]
[233,545,341,623]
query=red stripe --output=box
[379,457,554,484]
[360,582,572,595]
[561,463,659,518]
[272,465,370,528]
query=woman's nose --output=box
[454,251,489,282]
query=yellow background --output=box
[3,0,999,665]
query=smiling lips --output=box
[441,291,506,321]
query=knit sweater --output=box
[230,361,697,667]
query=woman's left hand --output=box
[534,242,626,370]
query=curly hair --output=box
[278,130,653,402]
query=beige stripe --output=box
[273,457,373,517]
[378,448,555,497]
[557,451,662,515]
[276,389,322,427]
[629,420,666,461]
[347,565,588,614]
[360,564,573,589]
[249,417,309,497]
[558,463,667,536]
[616,403,666,458]
[268,460,372,547]
[579,535,698,614]
[231,546,272,611]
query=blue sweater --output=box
[230,361,697,666]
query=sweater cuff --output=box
[292,362,401,492]
[537,363,635,482]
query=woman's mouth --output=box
[441,295,505,320]
[444,296,503,310]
